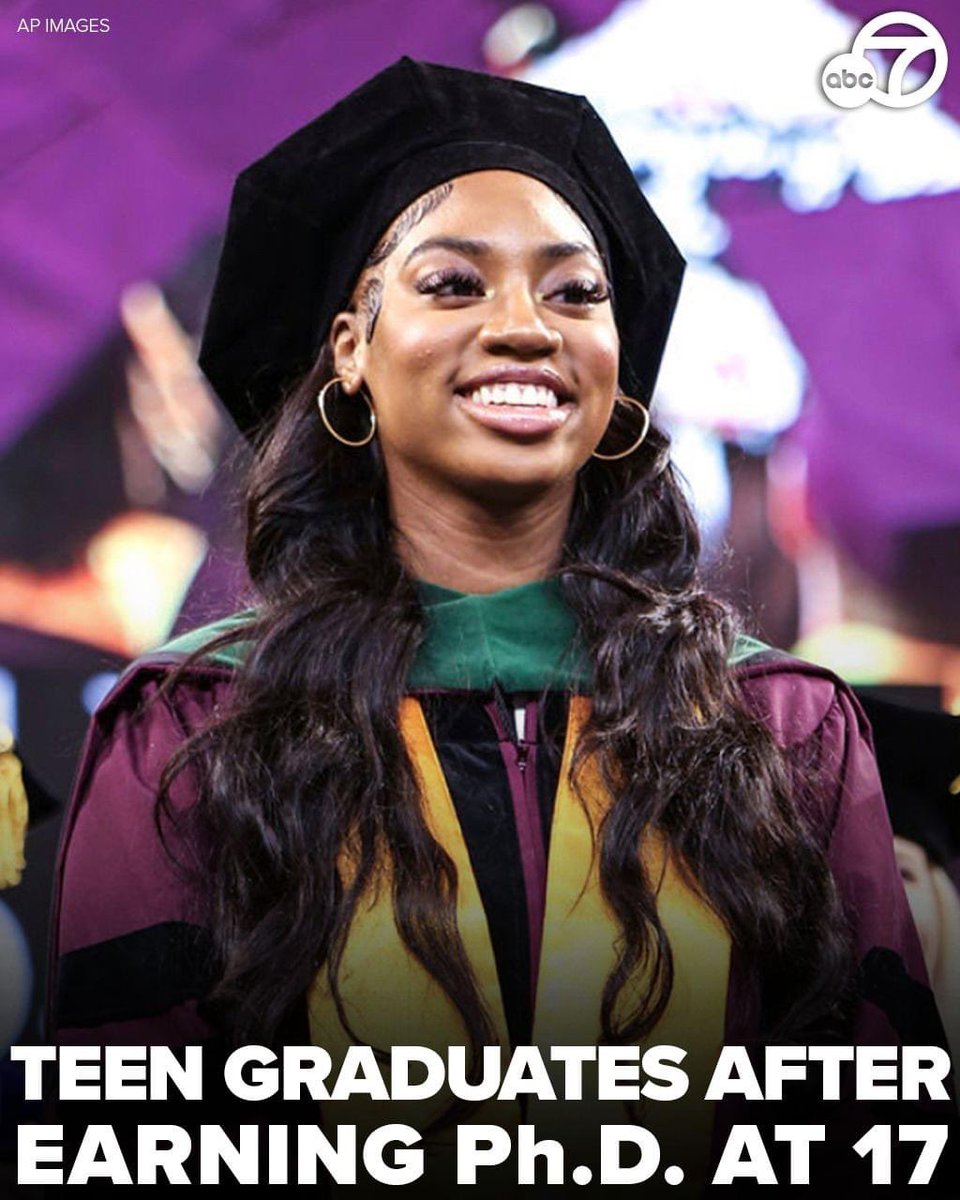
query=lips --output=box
[454,372,574,437]
[455,368,572,408]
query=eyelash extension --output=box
[550,279,610,305]
[415,268,486,297]
[415,268,610,304]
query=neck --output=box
[389,470,574,594]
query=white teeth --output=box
[467,383,559,408]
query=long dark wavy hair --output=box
[159,345,854,1062]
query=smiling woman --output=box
[49,59,952,1197]
[329,169,621,588]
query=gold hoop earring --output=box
[317,376,376,447]
[591,393,650,461]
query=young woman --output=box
[50,60,949,1194]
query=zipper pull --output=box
[490,680,533,774]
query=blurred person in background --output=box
[769,387,960,1083]
[0,246,243,1188]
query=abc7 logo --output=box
[822,11,948,109]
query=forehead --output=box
[382,169,600,259]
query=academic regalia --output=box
[49,581,952,1195]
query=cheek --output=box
[363,317,466,447]
[368,312,463,384]
[577,319,620,379]
[577,326,621,415]
[597,326,622,381]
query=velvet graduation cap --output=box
[199,57,685,434]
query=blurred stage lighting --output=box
[484,4,560,71]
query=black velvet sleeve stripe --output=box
[859,946,950,1048]
[57,921,216,1028]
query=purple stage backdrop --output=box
[1,0,959,1122]
[4,0,957,581]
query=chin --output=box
[455,461,576,505]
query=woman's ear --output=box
[329,310,367,394]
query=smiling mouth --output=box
[461,383,564,408]
[455,382,573,436]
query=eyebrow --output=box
[403,236,605,268]
[541,241,603,265]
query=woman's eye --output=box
[548,279,610,306]
[416,269,486,298]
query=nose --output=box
[477,281,562,357]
